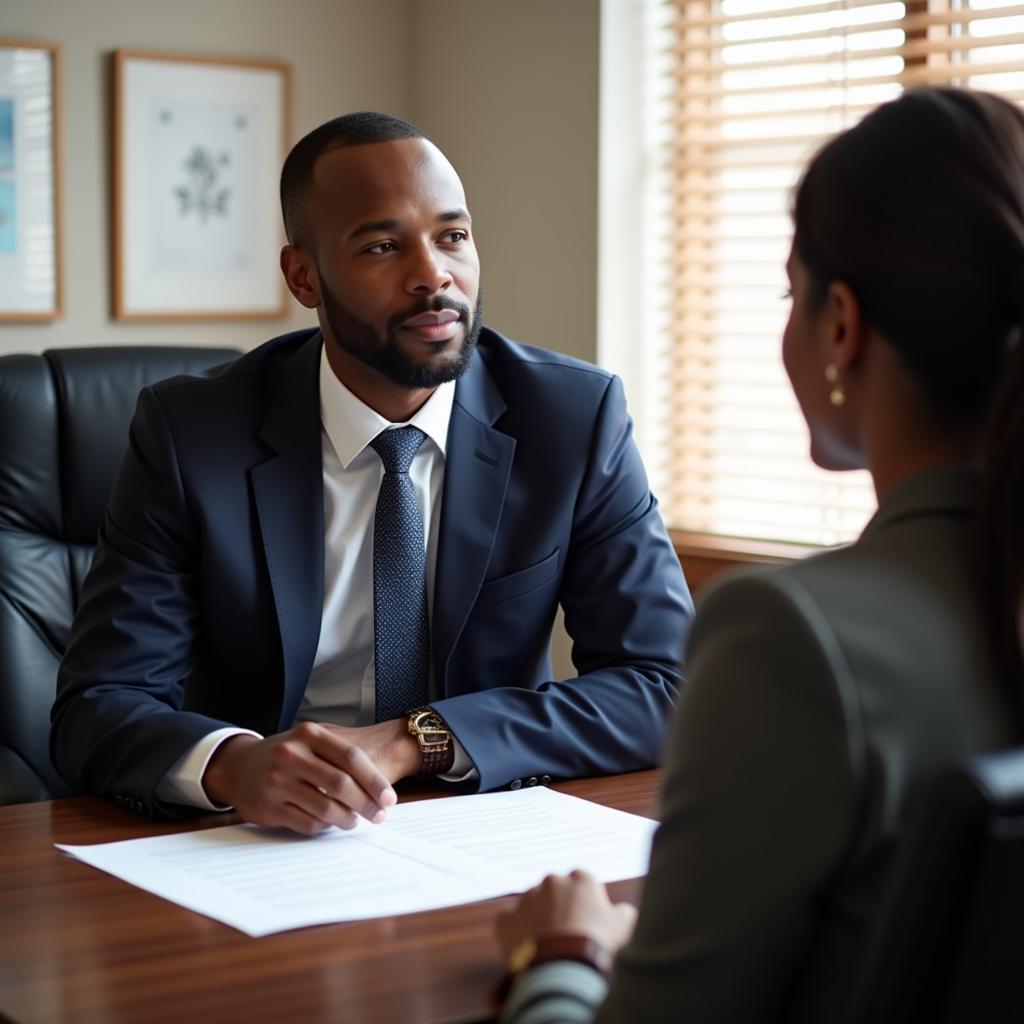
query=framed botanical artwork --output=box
[113,50,290,321]
[0,40,62,321]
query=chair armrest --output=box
[0,744,53,805]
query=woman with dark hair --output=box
[495,87,1024,1024]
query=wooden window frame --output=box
[671,530,817,593]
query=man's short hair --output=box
[279,111,425,245]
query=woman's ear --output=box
[280,245,321,309]
[823,280,866,374]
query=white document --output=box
[56,787,656,937]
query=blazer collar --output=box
[861,464,979,540]
[257,329,324,454]
[453,336,508,426]
[433,339,516,689]
[251,329,325,728]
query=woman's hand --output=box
[495,869,638,967]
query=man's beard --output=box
[318,273,483,389]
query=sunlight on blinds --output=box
[658,0,1024,545]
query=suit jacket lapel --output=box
[433,349,516,692]
[250,332,325,729]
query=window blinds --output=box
[660,0,1024,545]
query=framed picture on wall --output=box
[0,40,62,321]
[113,49,290,321]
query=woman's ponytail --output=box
[977,313,1024,713]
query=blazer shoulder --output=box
[687,556,869,781]
[149,328,320,400]
[693,555,850,655]
[476,328,615,388]
[692,542,884,677]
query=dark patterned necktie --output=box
[370,427,430,721]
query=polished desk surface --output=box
[0,771,659,1024]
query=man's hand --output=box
[202,719,421,835]
[324,719,423,783]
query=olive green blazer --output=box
[599,465,1018,1023]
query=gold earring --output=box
[825,364,845,407]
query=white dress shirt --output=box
[155,344,472,810]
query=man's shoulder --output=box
[149,327,319,400]
[475,328,613,388]
[465,328,623,431]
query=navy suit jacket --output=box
[51,327,693,817]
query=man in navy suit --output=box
[51,113,692,832]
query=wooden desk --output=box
[0,771,658,1024]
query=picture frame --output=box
[0,40,62,322]
[113,49,290,321]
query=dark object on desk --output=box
[848,746,1024,1023]
[0,345,240,806]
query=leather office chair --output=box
[0,346,240,805]
[846,745,1024,1023]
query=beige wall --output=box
[0,0,600,363]
[409,0,600,365]
[0,0,411,353]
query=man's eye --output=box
[441,231,467,244]
[366,241,397,254]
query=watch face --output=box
[410,713,450,758]
[413,711,442,730]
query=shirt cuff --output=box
[154,727,263,811]
[439,735,478,783]
[500,961,609,1024]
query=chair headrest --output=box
[0,346,240,544]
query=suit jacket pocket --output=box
[474,548,561,611]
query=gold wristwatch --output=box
[407,707,455,776]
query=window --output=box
[610,0,1024,547]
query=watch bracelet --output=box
[417,740,455,776]
[527,935,614,978]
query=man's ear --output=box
[280,245,321,309]
[823,280,866,374]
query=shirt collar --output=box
[319,342,455,469]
